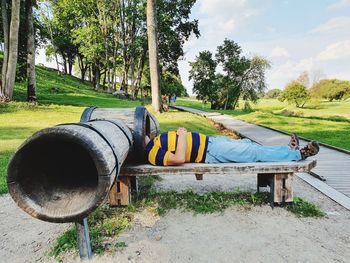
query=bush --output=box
[265,88,282,99]
[310,79,350,101]
[279,81,310,108]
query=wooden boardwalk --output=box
[173,106,350,209]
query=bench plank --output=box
[120,160,316,176]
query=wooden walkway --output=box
[173,106,350,210]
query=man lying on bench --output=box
[145,128,319,166]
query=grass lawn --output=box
[177,97,350,151]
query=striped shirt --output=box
[146,131,209,166]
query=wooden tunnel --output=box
[7,106,159,223]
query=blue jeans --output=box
[205,136,301,163]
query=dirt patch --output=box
[1,173,350,262]
[0,195,69,262]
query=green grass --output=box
[150,108,221,135]
[177,97,350,151]
[14,66,141,108]
[136,189,270,215]
[286,197,325,218]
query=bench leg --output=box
[273,173,294,205]
[195,173,203,180]
[257,173,294,206]
[108,176,131,206]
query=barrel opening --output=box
[11,135,99,219]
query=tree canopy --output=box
[189,39,270,110]
[38,0,199,97]
[310,79,350,101]
[189,51,217,105]
[265,88,282,99]
[279,81,310,108]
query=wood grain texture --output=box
[120,160,316,177]
[109,176,130,206]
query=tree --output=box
[310,79,350,101]
[295,71,310,88]
[189,51,217,106]
[279,81,310,108]
[239,56,271,108]
[1,0,21,101]
[215,40,270,109]
[26,0,36,102]
[265,88,282,99]
[147,0,161,112]
[1,0,10,101]
[161,70,186,97]
[156,0,199,74]
[189,40,270,110]
[39,1,61,74]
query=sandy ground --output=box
[1,173,350,263]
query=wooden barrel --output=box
[80,106,159,161]
[7,120,133,223]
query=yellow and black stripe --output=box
[146,131,209,166]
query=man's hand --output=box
[167,127,188,165]
[176,127,187,137]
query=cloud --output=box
[268,58,316,84]
[270,47,290,58]
[328,0,350,10]
[317,40,350,60]
[311,16,350,33]
[198,0,260,35]
[199,0,248,17]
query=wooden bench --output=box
[108,160,317,206]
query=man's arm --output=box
[167,127,187,166]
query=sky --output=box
[178,0,350,94]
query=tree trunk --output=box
[92,63,96,88]
[4,0,21,100]
[111,39,118,92]
[95,63,100,91]
[121,56,129,94]
[26,0,36,102]
[224,94,228,110]
[44,7,60,75]
[134,45,147,99]
[146,0,162,112]
[1,0,9,99]
[62,55,67,74]
[68,55,73,75]
[231,89,241,110]
[77,54,87,82]
[130,61,136,99]
[103,69,107,90]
